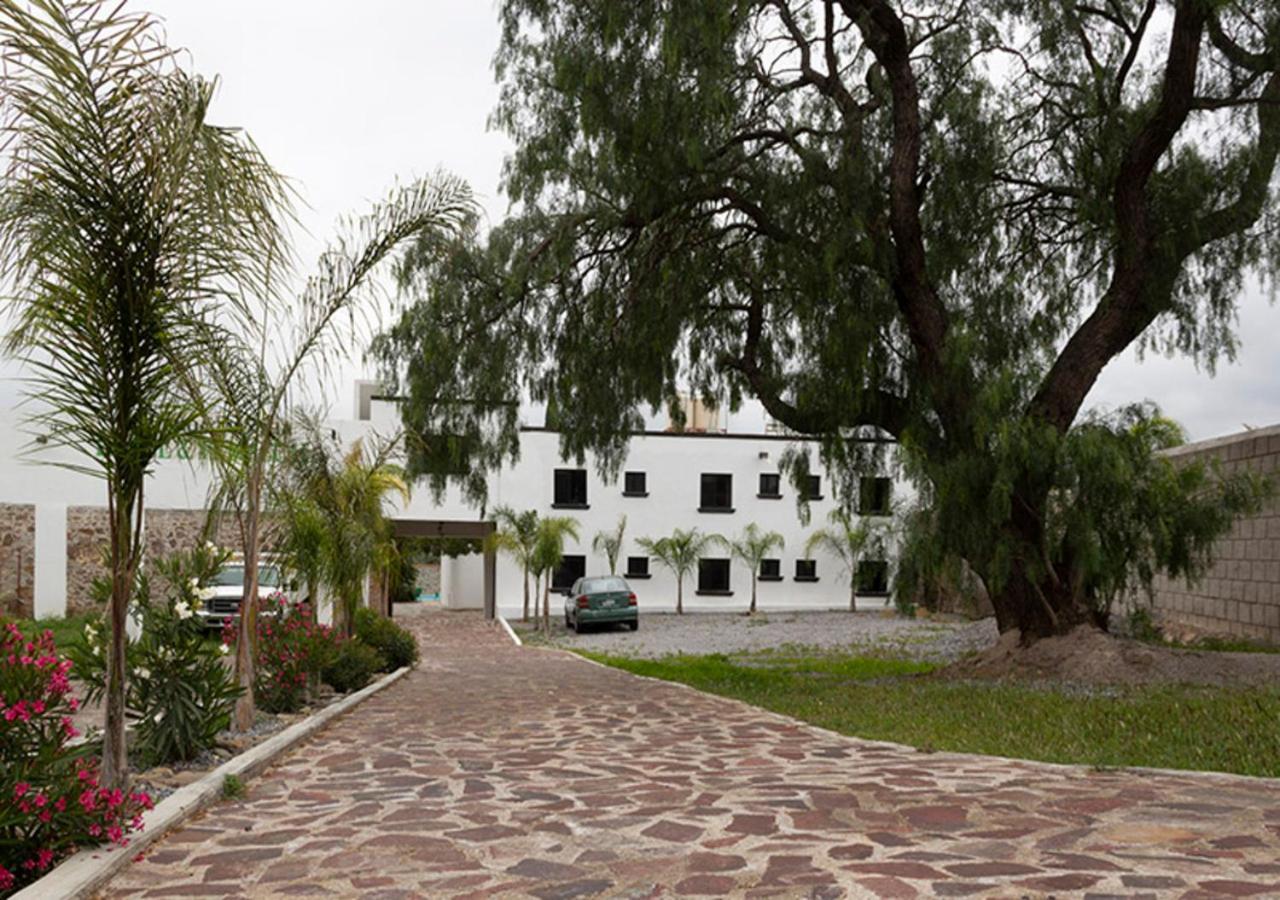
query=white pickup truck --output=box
[196,560,291,631]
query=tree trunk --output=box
[522,565,530,622]
[542,576,550,632]
[100,494,134,790]
[749,574,757,615]
[676,575,683,615]
[849,578,857,613]
[233,506,261,732]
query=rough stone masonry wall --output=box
[0,503,35,618]
[1145,425,1280,644]
[66,505,111,616]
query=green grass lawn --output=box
[585,651,1280,778]
[10,612,97,650]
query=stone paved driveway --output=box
[102,607,1280,898]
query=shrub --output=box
[353,608,418,671]
[69,549,242,766]
[321,641,385,694]
[222,596,342,714]
[0,622,151,894]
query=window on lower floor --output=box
[795,559,818,581]
[700,473,733,511]
[625,556,650,578]
[857,560,889,594]
[858,476,892,516]
[554,468,588,507]
[759,558,782,580]
[623,471,647,496]
[804,474,823,500]
[552,555,586,592]
[758,473,781,498]
[697,558,731,593]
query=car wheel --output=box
[628,619,639,631]
[564,611,571,628]
[572,615,582,634]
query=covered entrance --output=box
[391,519,497,620]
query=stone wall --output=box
[1144,425,1280,644]
[0,503,35,618]
[66,505,111,616]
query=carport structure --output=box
[391,518,497,619]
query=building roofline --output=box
[1159,422,1280,458]
[518,425,895,444]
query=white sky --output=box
[4,1,1276,442]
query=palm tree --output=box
[592,515,627,575]
[284,426,410,638]
[531,517,581,632]
[729,524,785,615]
[0,0,289,787]
[200,175,471,730]
[636,528,725,614]
[805,509,886,612]
[487,507,540,621]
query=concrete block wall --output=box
[1145,425,1280,644]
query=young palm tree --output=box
[531,517,581,632]
[0,0,289,788]
[636,528,725,615]
[729,524,785,615]
[592,515,627,575]
[487,507,540,621]
[805,510,886,612]
[200,175,472,730]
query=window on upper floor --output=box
[858,476,892,516]
[700,473,733,512]
[795,559,818,581]
[697,558,731,593]
[759,558,782,581]
[856,559,889,594]
[623,471,647,496]
[553,468,588,508]
[552,554,586,592]
[758,473,781,498]
[625,556,650,579]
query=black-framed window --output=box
[553,468,588,507]
[625,556,650,579]
[623,471,647,496]
[759,558,782,581]
[804,475,823,501]
[553,555,587,592]
[859,477,892,516]
[758,473,781,498]
[857,560,889,594]
[795,559,818,581]
[700,473,733,512]
[697,558,731,594]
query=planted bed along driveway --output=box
[101,606,1280,898]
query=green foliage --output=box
[636,528,726,613]
[805,510,887,612]
[728,524,784,613]
[589,651,1280,778]
[221,596,341,715]
[68,549,243,766]
[374,0,1280,637]
[321,641,386,694]
[220,774,245,801]
[353,608,419,671]
[592,515,628,575]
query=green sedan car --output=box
[564,575,639,633]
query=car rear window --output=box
[583,576,628,593]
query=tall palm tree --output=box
[0,0,289,788]
[805,509,886,612]
[200,175,472,730]
[636,528,725,615]
[284,426,410,637]
[487,507,540,621]
[729,524,785,615]
[592,515,627,575]
[531,517,580,632]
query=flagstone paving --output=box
[101,606,1280,898]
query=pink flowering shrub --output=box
[0,622,151,896]
[222,596,341,714]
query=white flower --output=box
[174,600,193,620]
[205,541,218,552]
[197,586,217,601]
[218,643,230,655]
[187,577,200,591]
[136,667,151,680]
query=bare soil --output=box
[944,625,1280,687]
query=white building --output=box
[0,385,904,621]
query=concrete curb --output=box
[497,615,522,647]
[554,646,1280,788]
[14,665,411,900]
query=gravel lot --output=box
[512,610,998,663]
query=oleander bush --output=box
[223,596,342,714]
[0,622,151,895]
[352,608,418,671]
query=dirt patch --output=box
[943,625,1280,687]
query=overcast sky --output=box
[6,1,1277,443]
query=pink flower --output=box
[13,782,29,797]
